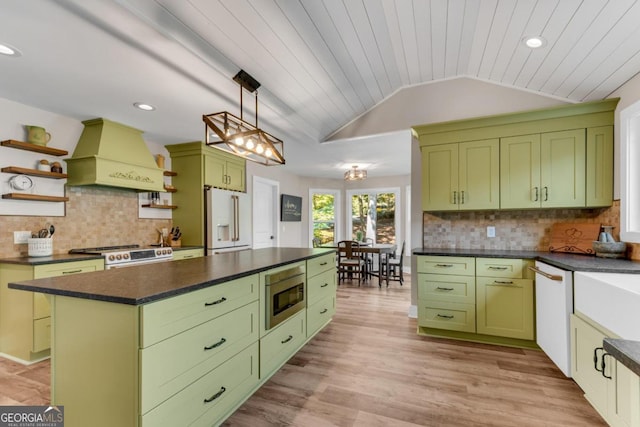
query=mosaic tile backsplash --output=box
[422,201,640,260]
[0,186,172,259]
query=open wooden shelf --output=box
[1,166,67,179]
[163,170,177,176]
[1,139,68,156]
[141,203,177,209]
[2,193,69,202]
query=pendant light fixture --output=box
[344,165,367,181]
[203,70,285,165]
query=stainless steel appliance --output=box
[265,265,305,329]
[204,186,251,254]
[530,261,573,377]
[69,245,173,269]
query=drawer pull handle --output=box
[488,266,508,270]
[435,264,453,268]
[320,308,328,314]
[602,353,613,379]
[62,269,83,274]
[493,280,514,285]
[594,347,605,373]
[183,255,194,258]
[436,314,454,319]
[321,283,329,288]
[320,262,328,266]
[204,386,226,403]
[204,337,227,351]
[205,297,227,306]
[436,287,454,291]
[281,335,293,344]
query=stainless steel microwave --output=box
[265,265,305,329]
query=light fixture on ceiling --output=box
[0,43,21,57]
[203,70,285,166]
[134,102,156,111]
[523,36,546,49]
[344,165,367,181]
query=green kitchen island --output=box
[9,247,337,427]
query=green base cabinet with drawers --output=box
[0,258,104,362]
[172,247,205,261]
[416,255,536,348]
[414,98,618,211]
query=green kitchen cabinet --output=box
[421,139,499,211]
[500,129,586,209]
[0,258,104,362]
[476,277,534,340]
[571,313,640,427]
[306,252,337,338]
[587,126,614,207]
[172,248,204,261]
[166,141,246,246]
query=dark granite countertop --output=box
[412,248,640,273]
[603,338,640,377]
[0,253,104,266]
[8,247,335,306]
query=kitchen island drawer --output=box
[141,274,258,347]
[418,301,476,333]
[307,268,336,306]
[33,259,104,279]
[141,341,259,427]
[307,253,335,278]
[417,256,475,276]
[307,295,335,338]
[140,300,258,413]
[260,309,306,378]
[476,258,525,278]
[418,273,475,304]
[32,317,51,353]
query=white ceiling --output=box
[1,1,640,178]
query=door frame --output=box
[252,176,279,248]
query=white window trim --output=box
[621,100,640,243]
[345,187,401,244]
[309,188,341,247]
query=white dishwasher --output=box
[531,261,573,377]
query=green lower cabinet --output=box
[172,248,204,261]
[307,295,335,338]
[259,309,306,379]
[418,300,476,333]
[476,277,534,340]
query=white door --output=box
[253,177,278,248]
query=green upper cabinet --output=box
[204,150,245,192]
[500,129,586,209]
[414,98,619,212]
[422,139,499,211]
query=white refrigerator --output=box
[205,187,252,254]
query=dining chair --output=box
[387,241,405,286]
[312,237,321,248]
[337,240,365,285]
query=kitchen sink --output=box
[574,272,640,340]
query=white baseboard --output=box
[0,352,49,365]
[408,305,417,318]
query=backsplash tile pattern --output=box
[0,186,172,259]
[422,201,640,259]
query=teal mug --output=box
[25,125,51,146]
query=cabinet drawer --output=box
[141,274,258,348]
[418,301,476,333]
[417,256,475,276]
[307,253,336,278]
[141,342,259,427]
[172,248,204,261]
[307,295,335,338]
[476,277,534,340]
[33,259,104,279]
[417,273,475,304]
[307,268,336,306]
[260,309,306,378]
[33,293,50,319]
[33,317,51,353]
[140,300,258,414]
[476,258,524,278]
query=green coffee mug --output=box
[25,125,51,146]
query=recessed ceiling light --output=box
[0,43,21,57]
[524,36,546,49]
[133,102,155,111]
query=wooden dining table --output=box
[322,242,397,287]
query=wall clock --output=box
[9,175,34,191]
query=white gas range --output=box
[69,245,173,269]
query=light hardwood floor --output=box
[0,275,606,426]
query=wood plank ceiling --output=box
[1,1,640,177]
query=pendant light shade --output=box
[344,165,367,181]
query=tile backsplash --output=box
[422,201,640,260]
[0,186,172,259]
